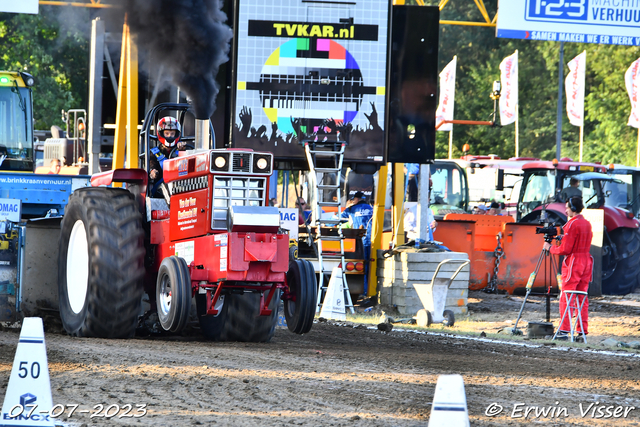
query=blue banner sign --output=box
[497,0,640,46]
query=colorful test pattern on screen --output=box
[233,0,389,164]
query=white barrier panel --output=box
[319,267,346,321]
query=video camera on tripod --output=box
[512,208,561,336]
[535,209,562,244]
[535,225,559,243]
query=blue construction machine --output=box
[0,71,90,322]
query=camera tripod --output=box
[512,235,561,335]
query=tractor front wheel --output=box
[58,188,145,338]
[284,259,317,334]
[156,256,192,333]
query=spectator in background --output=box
[404,163,419,202]
[296,198,310,225]
[340,191,374,294]
[269,197,278,207]
[488,201,504,216]
[404,202,437,241]
[404,202,449,251]
[48,159,61,174]
[473,205,488,215]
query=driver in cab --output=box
[559,177,581,202]
[149,116,187,195]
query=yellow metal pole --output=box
[368,164,388,297]
[126,31,139,169]
[393,163,405,248]
[439,0,451,10]
[439,20,496,27]
[39,1,114,7]
[473,0,491,23]
[112,22,128,172]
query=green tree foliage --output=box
[0,7,89,130]
[432,0,640,165]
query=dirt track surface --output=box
[2,306,640,427]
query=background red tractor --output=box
[517,160,640,295]
[57,103,316,341]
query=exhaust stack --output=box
[195,119,210,150]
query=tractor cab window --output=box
[430,164,465,210]
[560,175,600,208]
[604,174,632,210]
[0,86,33,171]
[519,171,555,217]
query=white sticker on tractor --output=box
[214,234,228,246]
[221,246,227,258]
[174,241,195,265]
[220,259,227,272]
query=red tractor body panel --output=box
[162,151,211,182]
[170,188,211,240]
[146,148,282,294]
[603,205,640,231]
[91,168,148,188]
[151,232,288,285]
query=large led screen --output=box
[232,0,390,166]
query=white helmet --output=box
[157,116,181,147]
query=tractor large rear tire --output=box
[602,228,640,295]
[197,290,280,342]
[58,187,145,338]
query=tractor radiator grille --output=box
[211,177,266,230]
[169,176,208,195]
[232,153,251,173]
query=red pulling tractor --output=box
[56,103,317,341]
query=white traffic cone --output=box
[1,317,55,426]
[319,267,346,321]
[427,374,470,427]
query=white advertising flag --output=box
[626,58,640,129]
[565,51,587,127]
[499,51,518,126]
[435,56,457,132]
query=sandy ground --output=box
[1,291,640,426]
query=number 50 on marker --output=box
[18,361,41,380]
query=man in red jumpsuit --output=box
[543,196,593,339]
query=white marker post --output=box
[319,267,346,321]
[0,318,55,427]
[428,374,470,427]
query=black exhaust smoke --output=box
[113,0,233,119]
